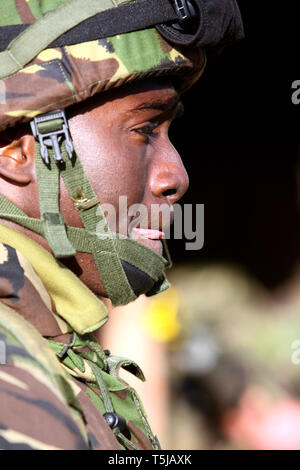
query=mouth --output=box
[130,228,165,255]
[131,228,165,239]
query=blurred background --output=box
[99,1,300,449]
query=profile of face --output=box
[0,78,189,301]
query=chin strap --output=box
[35,142,77,258]
[0,109,172,306]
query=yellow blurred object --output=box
[142,288,181,342]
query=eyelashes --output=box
[136,122,159,137]
[133,104,185,140]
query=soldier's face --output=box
[59,78,189,298]
[0,78,189,301]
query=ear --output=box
[0,134,35,185]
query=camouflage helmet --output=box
[0,0,244,131]
[0,0,244,309]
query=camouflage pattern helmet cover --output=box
[0,0,244,131]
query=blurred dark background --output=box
[168,0,300,290]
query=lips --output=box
[130,228,164,255]
[131,228,165,240]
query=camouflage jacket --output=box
[0,224,160,450]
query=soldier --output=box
[0,0,243,450]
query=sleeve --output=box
[0,328,89,450]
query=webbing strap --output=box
[60,144,101,233]
[35,143,76,258]
[88,360,114,414]
[0,0,132,79]
[88,360,141,450]
[48,149,168,281]
[116,432,140,450]
[84,335,108,370]
[0,194,44,235]
[115,237,167,279]
[0,195,168,282]
[60,144,137,306]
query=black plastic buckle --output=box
[173,0,195,24]
[30,110,74,165]
[103,412,131,440]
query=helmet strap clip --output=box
[30,109,74,165]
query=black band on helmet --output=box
[0,0,243,53]
[156,0,244,48]
[0,0,178,52]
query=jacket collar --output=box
[0,223,108,336]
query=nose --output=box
[149,142,189,205]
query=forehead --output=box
[116,78,179,106]
[69,77,179,119]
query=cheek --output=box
[71,121,148,207]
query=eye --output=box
[136,122,159,137]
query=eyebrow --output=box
[131,95,182,113]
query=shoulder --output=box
[0,301,89,450]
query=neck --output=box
[0,218,113,310]
[0,218,51,252]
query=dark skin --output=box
[0,78,189,305]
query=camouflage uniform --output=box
[0,224,162,449]
[0,0,243,450]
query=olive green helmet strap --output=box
[0,188,171,303]
[35,142,77,258]
[60,150,172,302]
[60,145,171,302]
[59,143,137,305]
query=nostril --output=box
[162,188,177,197]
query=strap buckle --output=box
[30,109,74,165]
[173,0,195,24]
